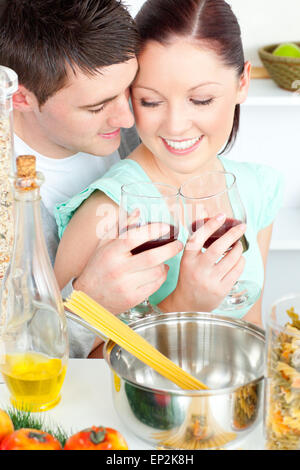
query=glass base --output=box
[10,393,61,412]
[118,300,161,324]
[218,281,261,312]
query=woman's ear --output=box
[13,85,38,112]
[236,61,251,105]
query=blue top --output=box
[54,157,284,318]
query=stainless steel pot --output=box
[103,312,265,450]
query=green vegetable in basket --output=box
[273,43,300,58]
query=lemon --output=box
[273,43,300,58]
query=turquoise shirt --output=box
[54,157,284,319]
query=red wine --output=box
[191,217,248,252]
[131,224,179,255]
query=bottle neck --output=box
[11,177,48,268]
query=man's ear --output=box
[236,61,251,105]
[13,85,38,112]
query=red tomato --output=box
[0,428,62,450]
[64,426,128,450]
[0,409,14,443]
[154,393,171,407]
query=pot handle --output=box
[64,309,108,343]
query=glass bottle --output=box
[0,155,69,412]
[0,66,18,284]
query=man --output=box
[0,0,181,356]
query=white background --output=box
[126,0,300,66]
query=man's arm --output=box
[54,190,182,314]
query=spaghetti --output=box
[64,290,208,391]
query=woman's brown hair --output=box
[135,0,245,153]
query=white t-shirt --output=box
[14,134,120,215]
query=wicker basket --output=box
[258,42,300,91]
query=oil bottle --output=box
[0,155,69,411]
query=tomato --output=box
[0,409,14,443]
[0,428,62,450]
[64,426,128,450]
[153,393,171,407]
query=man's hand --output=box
[73,221,183,314]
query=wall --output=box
[127,0,300,66]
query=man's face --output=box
[29,58,138,157]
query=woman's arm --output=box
[243,223,273,327]
[54,191,118,289]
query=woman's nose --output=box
[163,103,192,137]
[108,95,135,129]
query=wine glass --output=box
[180,171,261,312]
[118,181,181,323]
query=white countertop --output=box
[0,359,265,451]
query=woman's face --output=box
[131,39,250,176]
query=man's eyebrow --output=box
[80,68,139,109]
[79,95,118,110]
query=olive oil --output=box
[0,156,68,412]
[1,352,67,412]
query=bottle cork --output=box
[16,155,36,179]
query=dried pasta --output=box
[265,308,300,450]
[65,290,208,391]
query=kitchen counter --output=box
[0,359,265,450]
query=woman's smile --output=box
[160,135,204,154]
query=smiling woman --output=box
[130,39,245,177]
[54,0,284,328]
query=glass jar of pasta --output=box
[0,66,18,283]
[265,294,300,450]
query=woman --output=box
[54,0,283,334]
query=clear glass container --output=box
[0,66,18,283]
[0,156,69,412]
[265,294,300,450]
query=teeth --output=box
[164,137,201,150]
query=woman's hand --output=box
[159,214,246,313]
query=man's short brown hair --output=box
[0,0,139,105]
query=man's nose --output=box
[108,94,135,129]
